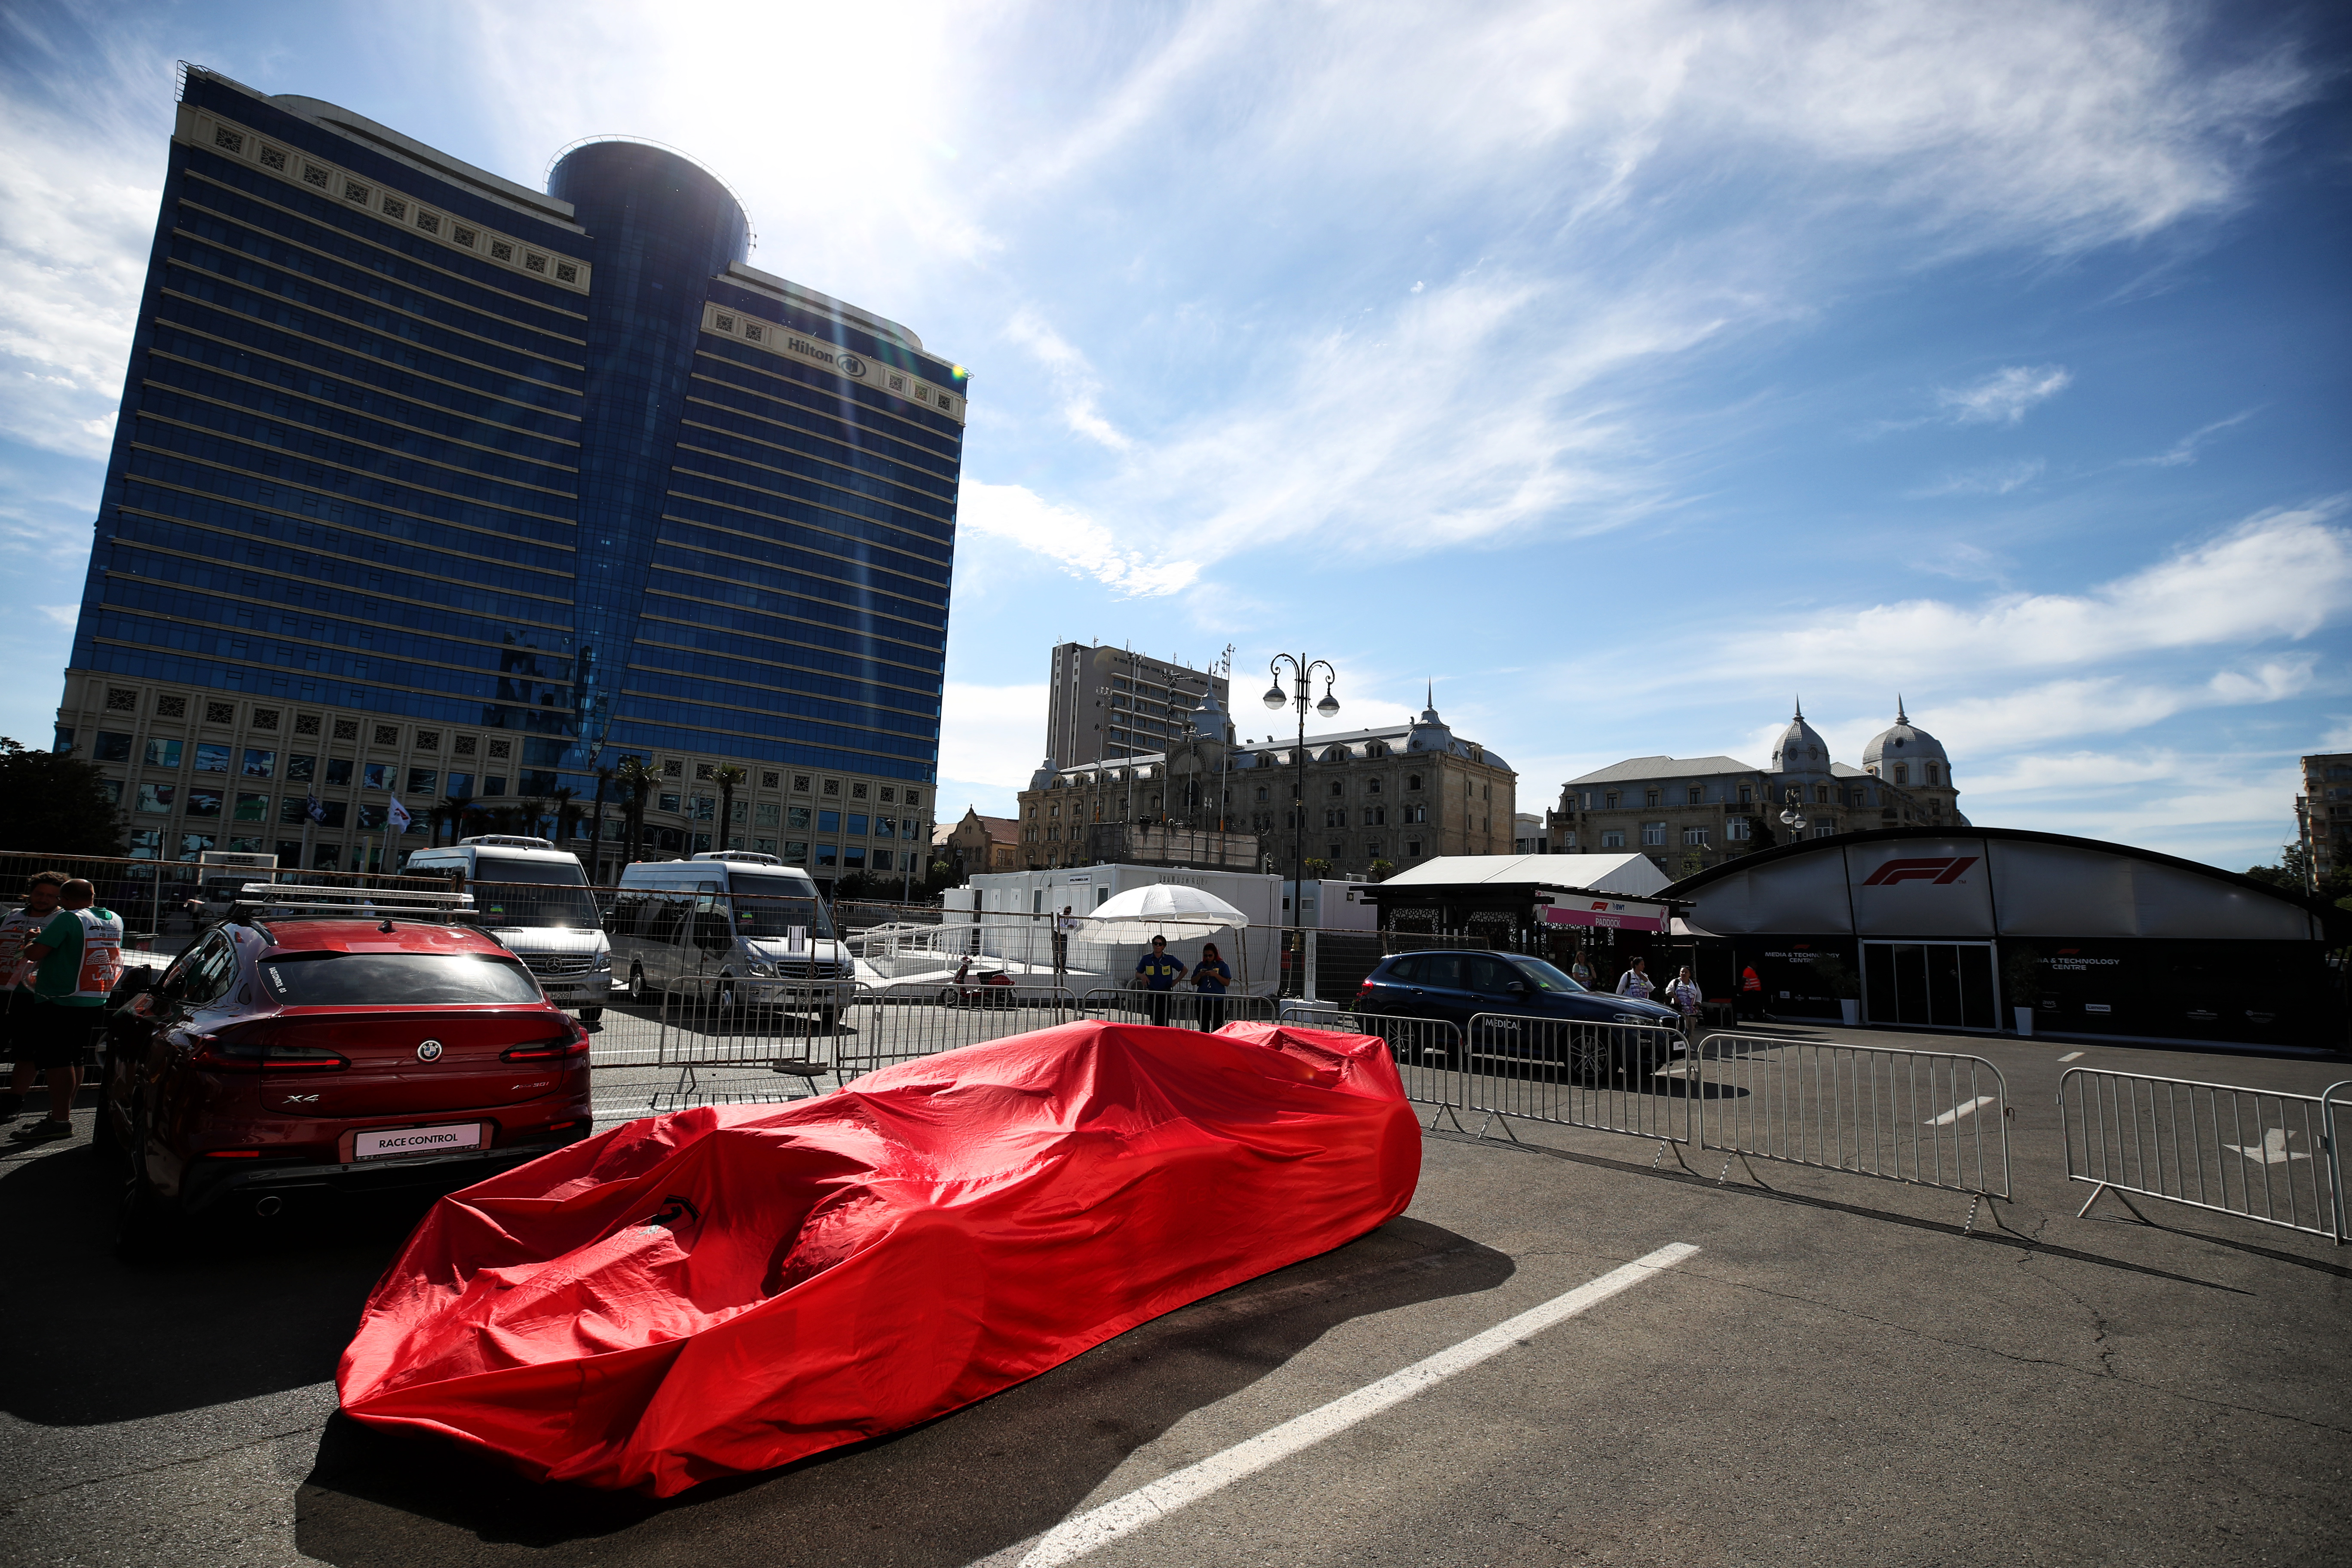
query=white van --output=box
[402,836,612,1020]
[609,851,853,1025]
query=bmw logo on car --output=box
[416,1040,444,1062]
[839,352,866,377]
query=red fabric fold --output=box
[337,1020,1420,1494]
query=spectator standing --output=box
[1052,905,1076,981]
[1133,935,1186,1028]
[1190,943,1232,1032]
[1568,948,1596,989]
[1614,956,1655,1002]
[12,878,123,1143]
[0,871,67,1122]
[1665,965,1703,1035]
[1737,963,1763,1020]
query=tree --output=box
[1368,858,1396,881]
[714,764,747,850]
[2244,843,2312,892]
[614,755,654,865]
[548,787,581,855]
[0,737,123,856]
[588,763,615,876]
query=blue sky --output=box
[3,0,2346,871]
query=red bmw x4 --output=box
[100,908,592,1253]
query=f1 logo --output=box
[1861,856,1978,886]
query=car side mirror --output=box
[1507,981,1529,996]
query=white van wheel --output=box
[628,965,652,1004]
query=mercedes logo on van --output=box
[416,1040,444,1062]
[839,352,866,377]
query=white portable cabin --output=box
[944,863,1280,989]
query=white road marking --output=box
[2057,1051,2084,1063]
[2225,1128,2309,1165]
[1012,1243,1700,1568]
[1924,1095,1996,1127]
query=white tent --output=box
[1375,853,1670,898]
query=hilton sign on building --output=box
[1666,826,2347,1050]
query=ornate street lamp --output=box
[1778,789,1810,845]
[1266,654,1338,995]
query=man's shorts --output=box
[17,1002,98,1071]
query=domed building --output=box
[1861,700,1963,825]
[1549,699,1966,878]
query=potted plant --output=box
[1811,954,1862,1026]
[2002,947,2044,1036]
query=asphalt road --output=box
[3,1026,2347,1568]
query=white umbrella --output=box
[1082,883,1248,941]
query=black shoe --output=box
[8,1118,72,1144]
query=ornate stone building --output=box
[1015,691,1514,879]
[1548,701,1964,879]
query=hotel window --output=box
[1604,791,1620,809]
[1687,786,1703,805]
[1601,829,1626,848]
[1683,827,1711,846]
[1728,818,1751,841]
[1645,789,1661,807]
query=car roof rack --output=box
[225,884,478,928]
[456,834,557,850]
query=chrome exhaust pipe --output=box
[253,1195,284,1218]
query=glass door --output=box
[1862,941,1998,1029]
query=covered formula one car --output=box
[337,1019,1420,1495]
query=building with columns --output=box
[1548,701,1964,880]
[1017,690,1514,879]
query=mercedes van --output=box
[609,851,854,1026]
[402,836,612,1020]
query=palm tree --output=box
[549,786,581,859]
[614,755,654,866]
[441,793,470,846]
[588,763,615,879]
[714,764,747,851]
[424,802,452,847]
[515,797,548,842]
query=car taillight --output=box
[502,1023,591,1063]
[188,1028,349,1072]
[1355,981,1375,1001]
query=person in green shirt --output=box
[12,879,120,1144]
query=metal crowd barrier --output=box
[1700,1033,2011,1225]
[839,986,1084,1077]
[1461,1013,1690,1152]
[586,979,845,1121]
[2060,1067,2346,1243]
[1084,987,1276,1032]
[1277,1006,1465,1127]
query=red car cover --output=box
[337,1019,1420,1495]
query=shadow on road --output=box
[0,1141,432,1426]
[293,1216,1514,1567]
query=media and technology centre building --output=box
[53,64,964,886]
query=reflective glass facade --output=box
[57,68,961,878]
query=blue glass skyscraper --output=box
[56,65,963,884]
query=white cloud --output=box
[1936,365,2073,425]
[36,604,77,629]
[2125,408,2257,468]
[935,680,1052,815]
[1909,458,2046,498]
[956,480,1200,598]
[0,44,172,460]
[1004,308,1131,452]
[1755,503,2351,678]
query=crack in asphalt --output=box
[0,1421,325,1513]
[1670,1265,2352,1437]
